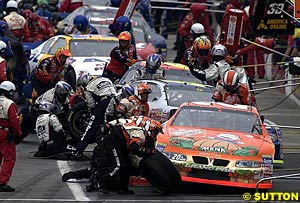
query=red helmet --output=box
[118,31,131,48]
[55,47,72,64]
[190,3,206,19]
[31,13,40,22]
[223,70,239,92]
[22,9,32,20]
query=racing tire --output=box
[139,152,182,195]
[65,69,76,90]
[65,102,90,142]
[19,106,36,140]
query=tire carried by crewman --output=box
[65,101,89,142]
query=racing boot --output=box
[62,168,91,182]
[0,184,15,192]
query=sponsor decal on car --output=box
[156,143,167,152]
[171,129,204,136]
[176,162,233,173]
[217,133,240,141]
[164,152,187,161]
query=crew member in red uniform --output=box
[3,0,30,42]
[58,0,83,13]
[0,41,7,84]
[212,70,250,105]
[22,10,55,42]
[31,47,72,97]
[103,31,138,83]
[237,37,275,79]
[178,3,213,43]
[0,81,21,192]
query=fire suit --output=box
[34,88,70,113]
[31,56,64,96]
[116,95,149,118]
[94,116,158,193]
[20,88,70,141]
[212,81,249,105]
[190,59,249,87]
[0,57,7,83]
[58,0,83,13]
[76,77,117,153]
[3,11,30,42]
[0,95,21,185]
[34,112,69,157]
[104,45,138,83]
[105,93,123,122]
[184,46,211,82]
[178,3,213,43]
[28,17,55,42]
[237,38,275,79]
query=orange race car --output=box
[157,101,275,189]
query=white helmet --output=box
[0,41,7,54]
[211,44,228,57]
[0,81,16,92]
[6,0,18,9]
[190,23,205,35]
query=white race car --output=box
[28,34,118,89]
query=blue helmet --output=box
[23,45,31,59]
[73,15,89,32]
[114,16,132,33]
[0,21,8,35]
[146,54,162,74]
[111,0,121,7]
[122,84,134,97]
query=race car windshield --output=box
[165,85,213,107]
[164,69,201,84]
[172,106,262,134]
[92,24,147,43]
[70,40,117,56]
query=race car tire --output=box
[65,102,89,142]
[65,69,76,90]
[19,106,36,140]
[139,152,182,195]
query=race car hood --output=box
[163,126,272,157]
[67,57,110,76]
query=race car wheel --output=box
[19,106,36,140]
[139,152,182,195]
[65,69,76,90]
[65,102,89,142]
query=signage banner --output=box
[250,0,294,35]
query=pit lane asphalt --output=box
[1,36,300,202]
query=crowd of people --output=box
[0,0,299,195]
